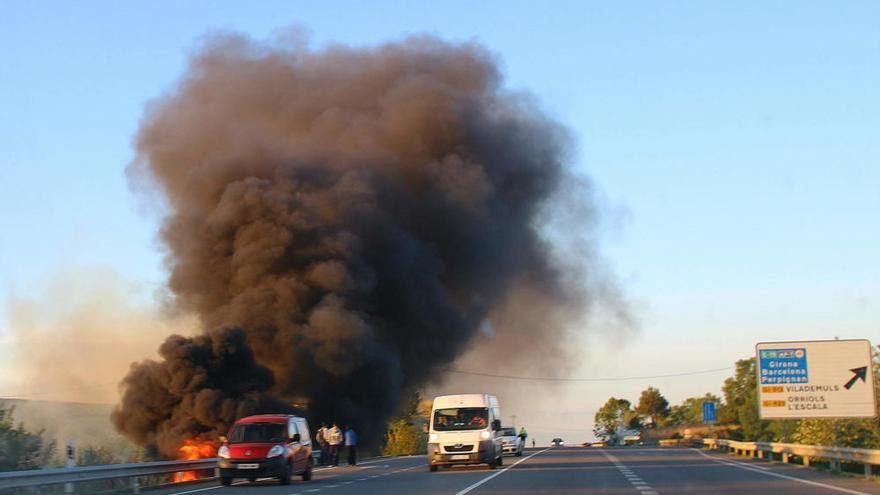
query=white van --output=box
[427,394,503,471]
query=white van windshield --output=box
[433,407,488,431]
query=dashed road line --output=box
[601,450,660,495]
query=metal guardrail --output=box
[0,458,218,490]
[0,450,353,491]
[696,438,878,478]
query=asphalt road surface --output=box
[149,447,880,495]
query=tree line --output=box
[594,350,880,449]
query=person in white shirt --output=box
[315,423,329,465]
[327,422,342,466]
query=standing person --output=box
[315,423,328,466]
[327,422,342,466]
[532,438,535,448]
[344,425,358,465]
[519,426,528,449]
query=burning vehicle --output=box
[217,414,313,486]
[111,32,628,461]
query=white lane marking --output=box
[165,478,252,495]
[305,489,320,493]
[693,449,873,495]
[601,450,659,495]
[164,456,422,495]
[454,448,551,495]
[326,484,338,488]
[710,456,771,471]
[164,485,225,495]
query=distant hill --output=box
[0,399,139,465]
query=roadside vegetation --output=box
[594,350,880,449]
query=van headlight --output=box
[218,445,230,459]
[429,433,438,442]
[267,445,285,458]
[480,431,491,440]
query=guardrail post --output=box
[803,456,810,467]
[831,459,841,473]
[132,477,140,494]
[866,463,873,479]
[781,453,789,463]
[65,438,75,495]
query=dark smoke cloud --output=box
[114,32,624,457]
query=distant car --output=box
[551,438,564,447]
[496,427,523,456]
[217,414,313,486]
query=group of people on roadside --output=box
[315,422,358,466]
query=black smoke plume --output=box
[114,32,620,456]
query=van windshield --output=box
[433,407,488,431]
[498,428,516,436]
[228,423,287,443]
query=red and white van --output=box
[217,414,313,485]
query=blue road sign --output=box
[758,348,808,384]
[702,401,717,424]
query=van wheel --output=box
[498,455,503,466]
[302,465,312,481]
[220,477,232,486]
[278,460,291,485]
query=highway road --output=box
[150,447,880,495]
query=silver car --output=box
[497,427,523,456]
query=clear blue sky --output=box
[1,1,878,435]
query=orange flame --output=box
[173,438,218,483]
